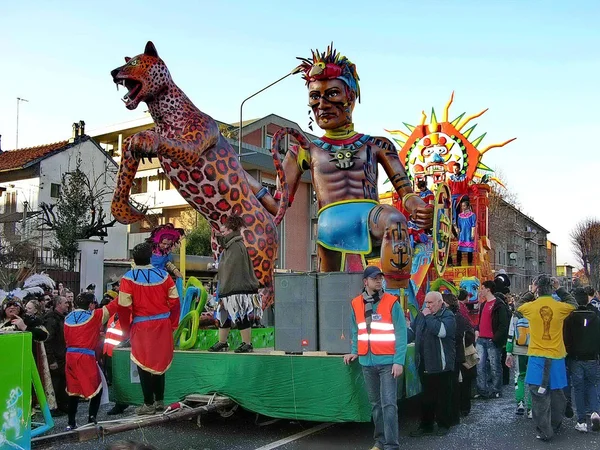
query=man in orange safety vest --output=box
[344,266,407,450]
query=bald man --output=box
[408,291,456,436]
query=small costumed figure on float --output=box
[147,224,184,278]
[456,199,476,266]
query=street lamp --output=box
[16,97,29,149]
[238,65,303,157]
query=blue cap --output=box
[363,266,383,279]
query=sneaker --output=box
[234,342,254,353]
[208,341,229,352]
[575,422,588,433]
[473,393,489,400]
[136,404,156,416]
[491,392,502,399]
[591,412,600,432]
[154,400,165,412]
[527,409,533,419]
[88,415,97,424]
[409,427,434,437]
[66,424,77,431]
[516,401,525,415]
[565,403,574,419]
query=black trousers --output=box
[138,366,165,406]
[68,389,102,427]
[459,365,476,415]
[419,370,453,429]
[456,251,473,265]
[50,363,69,412]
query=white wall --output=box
[0,177,39,214]
[39,140,128,259]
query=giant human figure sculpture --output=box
[271,46,433,288]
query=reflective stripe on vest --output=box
[103,315,122,357]
[351,292,398,356]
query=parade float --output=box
[109,42,512,424]
[381,92,515,324]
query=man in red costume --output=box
[118,242,180,415]
[64,292,117,430]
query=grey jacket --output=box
[217,231,260,298]
[408,305,456,374]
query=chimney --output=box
[79,120,86,137]
[71,122,80,143]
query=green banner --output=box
[113,343,419,422]
[0,332,32,450]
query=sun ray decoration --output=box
[389,93,516,187]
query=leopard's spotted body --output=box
[110,42,289,308]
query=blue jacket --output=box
[408,305,456,374]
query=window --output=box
[131,177,148,194]
[265,134,273,150]
[159,174,172,191]
[50,183,61,198]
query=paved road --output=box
[34,383,600,450]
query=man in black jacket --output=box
[44,296,69,414]
[408,291,456,436]
[474,280,510,399]
[564,287,600,432]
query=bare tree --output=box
[488,171,520,246]
[571,218,600,290]
[39,157,117,268]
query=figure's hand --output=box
[392,364,404,379]
[404,195,434,230]
[173,269,183,279]
[11,316,27,331]
[505,354,514,368]
[124,131,160,162]
[343,354,358,365]
[475,330,480,341]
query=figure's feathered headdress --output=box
[297,43,361,102]
[148,224,185,255]
[1,272,56,308]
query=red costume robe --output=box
[118,265,180,375]
[64,301,117,398]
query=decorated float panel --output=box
[382,93,515,323]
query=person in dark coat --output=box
[209,215,261,353]
[443,293,475,424]
[408,291,456,436]
[44,296,70,414]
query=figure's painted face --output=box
[460,202,470,212]
[159,238,174,252]
[308,79,355,130]
[411,134,459,185]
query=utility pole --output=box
[238,65,303,157]
[16,97,29,149]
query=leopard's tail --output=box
[271,127,311,226]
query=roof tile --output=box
[0,140,69,171]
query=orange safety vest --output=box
[103,314,123,357]
[351,292,398,356]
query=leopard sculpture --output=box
[110,41,289,308]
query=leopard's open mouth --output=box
[115,78,143,106]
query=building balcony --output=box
[525,250,534,259]
[507,265,519,274]
[506,242,522,253]
[131,190,188,210]
[524,231,535,240]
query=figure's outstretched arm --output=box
[375,137,432,229]
[275,147,305,205]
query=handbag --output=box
[463,336,480,369]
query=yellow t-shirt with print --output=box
[518,295,575,359]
